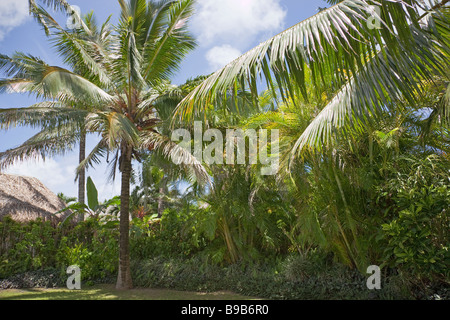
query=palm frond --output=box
[142,0,196,83]
[441,82,450,124]
[85,111,140,149]
[0,52,113,105]
[174,0,448,128]
[30,5,114,86]
[113,9,146,91]
[139,129,212,187]
[0,102,88,131]
[76,139,109,174]
[28,0,72,35]
[291,24,449,156]
[29,0,71,12]
[0,124,80,170]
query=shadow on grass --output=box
[0,285,260,300]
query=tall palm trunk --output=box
[116,143,133,289]
[77,129,86,222]
[157,180,165,218]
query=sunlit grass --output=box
[0,284,260,300]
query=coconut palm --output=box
[0,0,208,289]
[0,0,110,213]
[0,8,118,221]
[130,78,206,218]
[175,0,449,159]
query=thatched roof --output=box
[0,173,69,224]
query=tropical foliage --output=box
[0,0,448,298]
[0,0,209,289]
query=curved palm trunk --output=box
[116,143,133,289]
[77,129,86,223]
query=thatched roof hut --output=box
[0,173,69,224]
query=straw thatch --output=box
[0,173,69,224]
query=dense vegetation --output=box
[0,0,449,299]
[1,144,449,299]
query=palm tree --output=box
[0,0,104,214]
[0,10,114,219]
[175,0,449,157]
[0,0,208,289]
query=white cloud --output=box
[191,0,287,47]
[205,44,242,71]
[0,0,29,42]
[0,27,12,42]
[5,157,77,196]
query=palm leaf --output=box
[29,0,71,12]
[31,5,114,86]
[76,139,109,174]
[139,130,212,187]
[29,0,93,36]
[0,52,113,105]
[0,124,80,170]
[174,0,448,134]
[291,21,449,156]
[0,102,87,131]
[85,111,140,149]
[141,0,196,84]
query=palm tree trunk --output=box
[157,181,165,218]
[116,143,133,289]
[77,129,86,223]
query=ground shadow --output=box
[0,285,261,300]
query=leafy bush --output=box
[130,208,201,260]
[0,217,60,277]
[1,213,447,299]
[376,156,450,283]
[130,254,428,300]
[280,250,331,281]
[0,215,118,283]
[56,220,119,282]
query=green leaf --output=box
[86,176,99,211]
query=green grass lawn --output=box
[0,284,260,300]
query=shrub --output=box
[0,217,60,277]
[56,218,119,282]
[130,254,424,300]
[0,216,119,283]
[376,156,450,284]
[130,208,203,260]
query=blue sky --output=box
[0,0,328,200]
